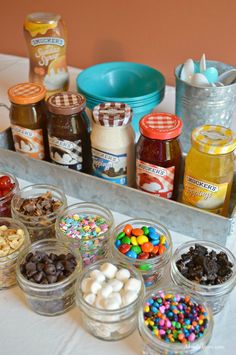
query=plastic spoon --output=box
[199,54,206,73]
[191,73,209,87]
[180,59,195,83]
[218,69,236,85]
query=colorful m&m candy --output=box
[115,224,169,260]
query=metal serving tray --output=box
[0,148,235,246]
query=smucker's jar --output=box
[91,103,135,187]
[136,113,183,200]
[182,125,236,216]
[47,92,92,173]
[8,83,48,160]
[23,12,69,98]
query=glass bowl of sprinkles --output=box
[110,219,172,289]
[138,287,213,355]
[171,240,236,315]
[55,202,114,266]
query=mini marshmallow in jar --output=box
[76,259,144,341]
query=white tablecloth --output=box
[0,54,235,355]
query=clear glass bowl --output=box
[55,202,114,266]
[110,219,172,289]
[11,184,67,243]
[76,259,144,341]
[16,239,82,316]
[0,217,30,289]
[171,240,236,314]
[0,172,19,218]
[138,286,214,355]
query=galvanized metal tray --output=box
[0,147,235,246]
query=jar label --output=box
[136,159,175,198]
[11,124,45,160]
[182,175,228,214]
[48,135,83,170]
[92,147,127,185]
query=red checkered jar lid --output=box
[47,92,86,115]
[8,82,46,105]
[139,113,183,140]
[92,102,132,127]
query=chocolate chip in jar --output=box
[20,251,77,284]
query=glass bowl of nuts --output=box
[11,184,67,242]
[0,217,30,289]
[170,240,236,314]
[16,239,82,316]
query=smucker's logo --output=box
[31,37,65,47]
[187,176,219,192]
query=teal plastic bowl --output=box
[77,62,165,102]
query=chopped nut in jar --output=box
[0,225,25,257]
[0,224,26,289]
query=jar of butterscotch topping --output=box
[47,92,92,173]
[8,82,48,160]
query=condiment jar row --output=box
[7,83,236,217]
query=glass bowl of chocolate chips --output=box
[171,241,236,314]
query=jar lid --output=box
[8,83,46,105]
[25,12,61,24]
[47,92,86,115]
[139,113,183,140]
[192,125,236,154]
[92,102,132,127]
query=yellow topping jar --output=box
[182,125,236,216]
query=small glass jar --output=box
[138,287,213,355]
[91,102,135,187]
[16,239,82,316]
[8,82,49,160]
[110,219,172,289]
[56,202,114,266]
[171,240,236,314]
[11,184,67,243]
[76,259,144,341]
[47,92,92,173]
[136,112,183,200]
[0,172,19,218]
[182,125,236,216]
[0,217,30,289]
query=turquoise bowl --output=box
[77,62,165,102]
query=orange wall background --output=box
[1,0,235,85]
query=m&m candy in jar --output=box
[111,219,172,288]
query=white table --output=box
[0,54,235,355]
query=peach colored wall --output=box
[1,0,236,85]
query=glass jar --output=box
[136,112,183,200]
[8,82,49,160]
[171,240,236,314]
[11,184,67,243]
[0,217,30,289]
[91,102,135,187]
[76,259,144,341]
[47,92,92,173]
[16,239,82,316]
[110,219,172,289]
[56,202,114,266]
[23,12,69,98]
[0,172,19,218]
[182,125,236,216]
[138,287,213,355]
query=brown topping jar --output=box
[8,82,48,160]
[47,92,92,173]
